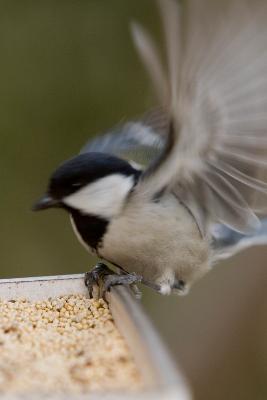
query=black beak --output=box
[32,194,59,211]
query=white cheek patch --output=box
[64,174,134,218]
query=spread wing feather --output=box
[131,23,168,105]
[132,0,267,233]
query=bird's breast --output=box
[99,195,210,287]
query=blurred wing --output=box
[132,0,267,234]
[80,110,167,168]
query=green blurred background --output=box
[0,1,266,399]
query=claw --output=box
[130,283,142,300]
[84,264,143,300]
[84,263,114,299]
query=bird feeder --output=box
[0,274,191,399]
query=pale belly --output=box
[99,195,211,292]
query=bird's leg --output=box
[141,278,162,293]
[102,272,143,299]
[84,263,143,300]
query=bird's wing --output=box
[131,0,267,234]
[80,109,168,169]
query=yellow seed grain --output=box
[0,294,142,394]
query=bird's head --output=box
[33,152,141,220]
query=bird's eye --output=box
[178,280,185,289]
[174,279,186,291]
[72,182,82,188]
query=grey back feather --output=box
[80,109,168,168]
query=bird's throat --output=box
[70,210,109,253]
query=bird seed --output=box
[0,294,142,394]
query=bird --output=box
[33,0,267,297]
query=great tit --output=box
[33,0,267,296]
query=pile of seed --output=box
[0,295,142,394]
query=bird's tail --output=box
[212,218,267,261]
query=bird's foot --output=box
[84,263,143,300]
[84,263,112,298]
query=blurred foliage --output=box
[0,2,266,400]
